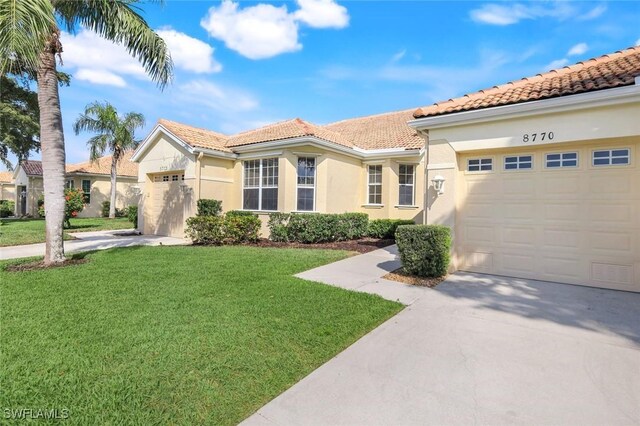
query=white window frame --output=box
[398,164,415,206]
[504,154,533,171]
[545,152,578,169]
[65,179,74,189]
[242,158,279,211]
[367,165,383,205]
[81,179,91,204]
[296,157,316,212]
[592,148,630,167]
[467,158,493,172]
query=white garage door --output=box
[458,141,639,292]
[151,173,185,237]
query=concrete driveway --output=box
[244,266,640,424]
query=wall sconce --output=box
[431,175,445,196]
[180,182,192,194]
[131,185,141,194]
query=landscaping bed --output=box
[247,237,395,253]
[384,268,447,288]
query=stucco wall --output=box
[65,176,139,218]
[1,183,15,202]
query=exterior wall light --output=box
[180,182,192,193]
[431,175,445,195]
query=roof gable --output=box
[66,151,138,177]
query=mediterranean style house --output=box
[7,151,139,217]
[134,45,639,292]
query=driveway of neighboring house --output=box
[243,246,640,425]
[0,230,188,260]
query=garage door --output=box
[457,141,639,292]
[151,173,185,237]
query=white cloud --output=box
[636,38,640,46]
[544,58,570,71]
[391,49,406,63]
[177,79,259,113]
[201,1,300,60]
[201,0,349,59]
[75,69,126,87]
[567,43,588,56]
[156,28,221,73]
[470,2,575,26]
[578,4,607,20]
[294,0,349,28]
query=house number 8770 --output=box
[523,132,554,143]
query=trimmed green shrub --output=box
[127,205,138,229]
[39,189,85,225]
[185,216,225,245]
[226,210,257,218]
[197,199,222,217]
[267,212,369,243]
[395,225,451,277]
[224,215,261,243]
[367,219,415,239]
[101,201,110,217]
[0,200,14,218]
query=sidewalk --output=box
[0,230,188,260]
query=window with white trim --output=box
[546,152,577,168]
[243,158,278,211]
[81,179,91,204]
[398,164,415,206]
[504,155,532,170]
[367,165,382,205]
[296,157,316,211]
[468,158,492,172]
[592,149,630,166]
[65,179,74,189]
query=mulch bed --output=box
[5,258,89,272]
[384,268,446,288]
[245,237,395,254]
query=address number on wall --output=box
[523,132,554,143]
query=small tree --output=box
[39,188,85,228]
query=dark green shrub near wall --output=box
[267,212,369,243]
[0,200,14,218]
[196,199,222,217]
[226,210,257,218]
[127,205,138,229]
[395,225,451,277]
[367,219,415,239]
[185,214,261,245]
[101,201,125,218]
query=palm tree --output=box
[0,0,172,264]
[74,102,144,218]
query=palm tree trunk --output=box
[37,45,66,265]
[109,157,117,218]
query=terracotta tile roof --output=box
[0,171,13,183]
[20,160,43,176]
[66,151,138,177]
[324,109,423,150]
[414,46,640,118]
[226,118,353,148]
[158,118,231,153]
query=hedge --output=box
[127,205,138,229]
[267,212,368,243]
[101,201,125,218]
[395,225,451,277]
[0,200,14,218]
[226,210,257,218]
[367,219,415,239]
[185,214,261,245]
[196,199,222,217]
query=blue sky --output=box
[12,0,640,166]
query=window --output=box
[367,165,382,205]
[162,175,169,182]
[65,179,74,189]
[171,174,179,181]
[297,157,316,211]
[546,152,577,168]
[243,158,278,211]
[468,158,492,172]
[504,155,533,170]
[592,149,630,166]
[398,164,415,206]
[81,179,91,204]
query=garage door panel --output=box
[544,175,580,194]
[464,202,494,220]
[542,256,583,282]
[543,202,582,222]
[502,178,535,197]
[501,252,537,275]
[502,226,536,247]
[588,202,633,225]
[591,262,634,287]
[464,225,495,244]
[466,177,496,197]
[543,228,581,249]
[503,202,537,221]
[589,173,632,194]
[461,250,493,272]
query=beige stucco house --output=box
[132,112,426,238]
[9,151,139,217]
[410,46,639,292]
[0,171,15,202]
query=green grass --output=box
[0,246,403,424]
[0,217,132,247]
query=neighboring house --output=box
[410,46,640,292]
[132,111,425,237]
[0,171,15,202]
[10,151,139,217]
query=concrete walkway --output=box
[0,229,188,260]
[243,246,640,425]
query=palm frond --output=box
[86,134,110,162]
[0,0,56,74]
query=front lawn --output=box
[0,246,402,424]
[0,217,132,247]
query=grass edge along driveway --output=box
[0,217,132,247]
[0,245,403,425]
